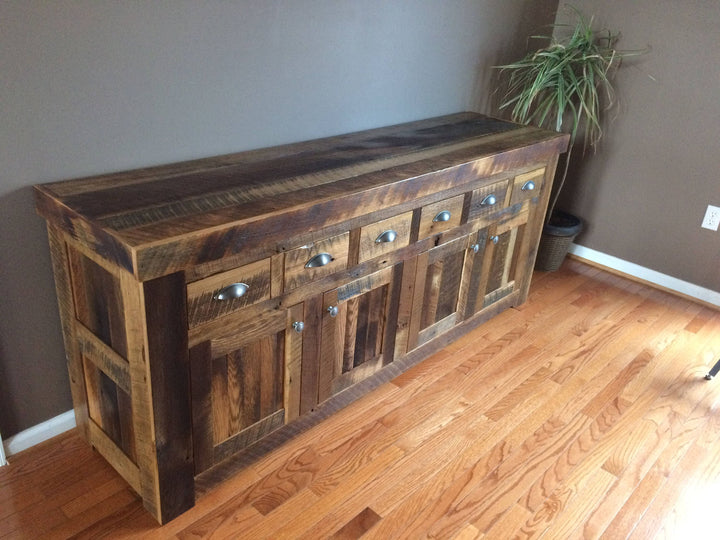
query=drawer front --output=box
[284,231,350,290]
[358,211,413,263]
[418,194,465,239]
[468,178,510,223]
[187,258,271,328]
[509,168,545,205]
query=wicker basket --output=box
[534,211,583,271]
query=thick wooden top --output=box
[35,112,568,280]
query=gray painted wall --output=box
[0,1,557,437]
[554,1,720,293]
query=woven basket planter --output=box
[534,210,583,271]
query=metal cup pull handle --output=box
[521,180,536,192]
[433,210,451,223]
[213,282,249,301]
[305,252,333,268]
[375,229,398,243]
[480,194,497,207]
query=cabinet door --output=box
[317,263,404,402]
[406,234,477,351]
[188,302,303,474]
[464,205,532,317]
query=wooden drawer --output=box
[284,231,350,290]
[187,258,272,328]
[509,168,545,205]
[418,194,465,239]
[358,211,413,263]
[468,178,510,223]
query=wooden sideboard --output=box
[34,112,568,523]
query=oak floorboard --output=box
[1,259,719,539]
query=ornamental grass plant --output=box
[495,6,645,223]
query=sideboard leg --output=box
[123,271,195,523]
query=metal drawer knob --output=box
[521,180,536,191]
[327,305,339,318]
[490,235,499,244]
[375,229,398,243]
[305,252,333,268]
[213,282,249,301]
[292,321,305,333]
[433,210,451,223]
[471,243,480,253]
[480,194,497,207]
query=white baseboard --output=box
[0,434,7,466]
[3,410,76,458]
[568,243,720,308]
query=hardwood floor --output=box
[2,259,720,539]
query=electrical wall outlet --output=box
[701,204,720,231]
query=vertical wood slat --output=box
[394,256,417,360]
[300,294,322,415]
[142,272,195,523]
[212,356,231,443]
[227,349,244,437]
[189,341,213,474]
[353,293,370,368]
[46,226,90,441]
[319,289,345,403]
[381,262,404,367]
[284,303,304,422]
[118,270,162,522]
[343,297,359,373]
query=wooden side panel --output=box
[82,356,136,462]
[46,227,89,440]
[68,249,128,358]
[143,272,194,523]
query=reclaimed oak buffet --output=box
[34,113,568,523]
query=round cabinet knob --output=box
[471,243,480,253]
[490,235,499,244]
[327,305,339,318]
[213,282,249,301]
[433,210,451,223]
[480,194,497,207]
[292,321,305,333]
[521,180,536,192]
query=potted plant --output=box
[495,6,643,271]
